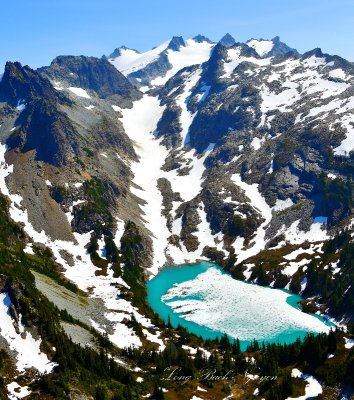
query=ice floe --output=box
[162,267,330,341]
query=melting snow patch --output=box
[24,243,34,255]
[258,83,300,126]
[284,246,315,260]
[283,258,309,276]
[16,100,26,111]
[114,218,126,248]
[231,174,272,263]
[112,105,122,112]
[84,105,95,110]
[221,47,270,79]
[0,293,57,373]
[97,235,107,258]
[53,81,64,90]
[273,198,294,211]
[68,87,91,99]
[280,219,328,245]
[268,157,274,174]
[286,369,322,400]
[7,382,31,400]
[175,68,202,145]
[328,68,346,80]
[344,337,354,349]
[333,114,354,156]
[327,173,337,179]
[198,84,211,102]
[250,137,265,151]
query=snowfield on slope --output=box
[109,40,171,75]
[120,95,221,275]
[230,173,328,264]
[151,39,214,86]
[110,37,213,87]
[285,368,323,400]
[0,292,57,374]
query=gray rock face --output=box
[193,35,214,44]
[129,52,172,87]
[167,36,186,51]
[219,33,236,47]
[8,98,80,166]
[268,36,299,57]
[0,62,79,166]
[39,55,141,104]
[0,61,68,106]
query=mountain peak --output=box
[269,36,299,57]
[107,46,139,59]
[0,61,62,106]
[247,36,299,57]
[167,36,186,51]
[193,34,214,44]
[302,48,324,59]
[40,55,141,101]
[219,33,236,48]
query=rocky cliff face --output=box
[39,55,141,106]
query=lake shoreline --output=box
[147,262,333,350]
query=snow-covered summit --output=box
[108,35,214,87]
[107,34,299,87]
[247,36,299,57]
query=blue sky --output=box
[1,0,353,70]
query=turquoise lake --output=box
[147,262,333,350]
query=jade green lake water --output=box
[147,262,333,350]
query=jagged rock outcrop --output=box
[0,61,69,106]
[219,33,236,47]
[39,55,141,104]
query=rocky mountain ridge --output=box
[106,34,300,88]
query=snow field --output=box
[120,95,221,275]
[221,47,271,79]
[285,369,322,400]
[247,39,274,57]
[151,39,213,86]
[0,293,57,374]
[67,87,91,98]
